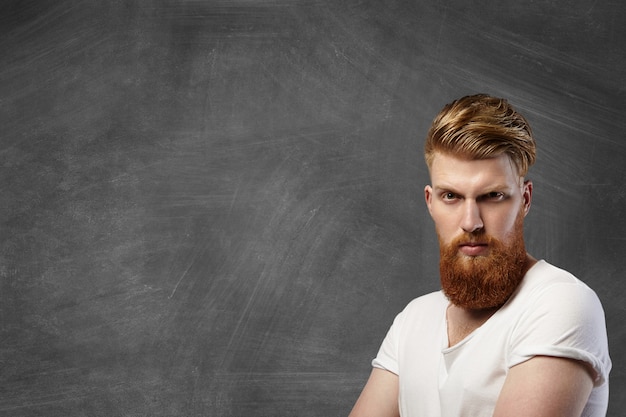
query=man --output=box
[349,94,611,416]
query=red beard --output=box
[438,212,527,310]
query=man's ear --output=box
[522,180,533,216]
[424,185,434,215]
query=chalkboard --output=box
[1,1,624,416]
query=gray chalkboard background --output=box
[2,1,625,416]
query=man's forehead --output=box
[429,152,523,188]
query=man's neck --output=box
[446,304,498,347]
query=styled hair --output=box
[424,94,536,177]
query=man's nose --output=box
[461,200,484,233]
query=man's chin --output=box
[440,241,527,309]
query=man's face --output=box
[424,152,533,309]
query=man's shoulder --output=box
[521,260,595,296]
[526,260,579,282]
[511,259,604,316]
[388,291,448,340]
[402,290,448,314]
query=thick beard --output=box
[438,212,528,310]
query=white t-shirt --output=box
[372,260,612,417]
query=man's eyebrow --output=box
[480,184,512,192]
[432,184,458,192]
[432,185,464,197]
[433,183,513,193]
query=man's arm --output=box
[348,368,400,417]
[493,355,595,417]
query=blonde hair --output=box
[424,94,536,177]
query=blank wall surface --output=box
[1,1,625,416]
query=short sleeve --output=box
[371,309,405,375]
[508,281,612,386]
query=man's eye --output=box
[443,192,457,200]
[485,192,504,200]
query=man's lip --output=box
[459,242,488,247]
[458,242,489,255]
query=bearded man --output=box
[349,94,611,417]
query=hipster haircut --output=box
[424,94,537,177]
